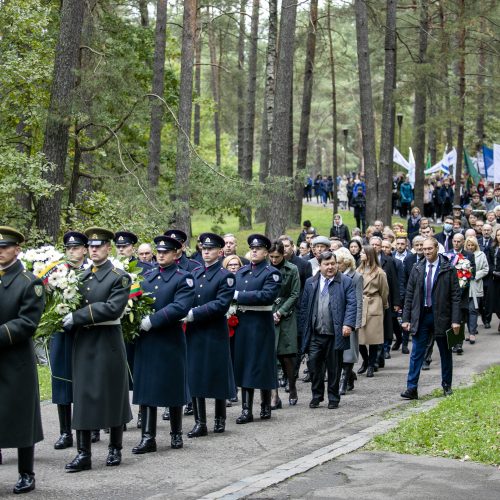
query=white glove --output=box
[186,309,194,322]
[63,313,73,329]
[233,291,239,300]
[140,316,152,332]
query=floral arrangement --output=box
[445,252,473,288]
[226,303,238,337]
[19,245,64,274]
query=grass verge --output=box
[38,365,52,402]
[371,365,500,466]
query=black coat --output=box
[177,252,201,272]
[402,253,424,288]
[435,231,454,252]
[329,224,350,245]
[380,254,400,341]
[185,263,236,400]
[0,260,45,448]
[289,253,312,292]
[133,264,195,407]
[233,261,281,390]
[486,246,500,314]
[402,255,461,336]
[72,260,132,430]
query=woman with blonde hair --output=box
[334,248,363,393]
[356,245,389,377]
[464,236,488,344]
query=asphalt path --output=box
[1,322,498,499]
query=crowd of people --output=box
[1,191,500,493]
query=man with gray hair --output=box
[309,236,331,276]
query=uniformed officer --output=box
[233,234,281,424]
[185,233,236,437]
[0,226,45,494]
[132,236,195,453]
[50,231,88,451]
[162,228,198,419]
[62,227,132,472]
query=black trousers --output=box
[307,333,343,403]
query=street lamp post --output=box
[342,128,348,174]
[397,113,403,150]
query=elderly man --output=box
[137,243,155,264]
[300,251,356,409]
[401,237,461,399]
[309,236,331,276]
[223,233,250,265]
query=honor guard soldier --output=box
[0,227,45,494]
[185,233,236,437]
[132,236,195,453]
[62,227,132,472]
[233,234,281,424]
[50,231,88,451]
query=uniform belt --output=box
[237,305,273,312]
[84,319,121,327]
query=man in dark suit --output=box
[401,237,461,400]
[435,216,455,252]
[478,223,493,328]
[0,227,45,494]
[299,251,356,409]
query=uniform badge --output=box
[186,278,194,287]
[34,284,44,297]
[252,238,259,245]
[69,236,75,242]
[227,277,234,287]
[92,233,98,239]
[0,233,3,240]
[272,274,280,282]
[122,276,130,288]
[205,237,211,243]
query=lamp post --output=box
[342,128,348,174]
[397,113,403,150]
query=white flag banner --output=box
[393,147,410,171]
[494,144,500,184]
[408,147,416,187]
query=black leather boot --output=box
[91,430,100,443]
[65,430,91,472]
[14,446,35,494]
[260,389,272,420]
[214,399,226,433]
[339,368,348,396]
[106,426,123,466]
[346,364,356,391]
[188,398,208,438]
[132,406,157,454]
[137,408,142,429]
[54,404,73,450]
[236,388,254,424]
[184,401,193,415]
[162,407,170,420]
[169,406,183,449]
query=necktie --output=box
[321,279,330,296]
[426,264,433,307]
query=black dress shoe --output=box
[65,453,92,472]
[309,398,321,408]
[391,340,402,351]
[327,401,339,409]
[302,373,311,383]
[456,345,463,355]
[378,358,385,368]
[214,417,226,433]
[384,351,391,359]
[170,432,183,449]
[270,399,282,410]
[236,409,254,424]
[162,408,170,421]
[229,396,238,403]
[106,447,122,466]
[289,397,298,406]
[260,405,272,419]
[400,388,418,400]
[132,437,157,454]
[184,402,194,416]
[54,433,73,450]
[357,362,368,374]
[422,361,431,371]
[226,400,232,407]
[483,322,491,329]
[402,345,410,354]
[366,366,374,377]
[443,385,453,397]
[91,430,100,443]
[13,473,35,494]
[187,423,208,438]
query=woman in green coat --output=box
[268,241,301,407]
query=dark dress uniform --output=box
[185,233,237,437]
[233,234,281,424]
[0,227,45,494]
[132,236,195,454]
[65,227,132,473]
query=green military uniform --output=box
[0,226,45,493]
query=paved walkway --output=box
[0,323,498,498]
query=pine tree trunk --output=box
[476,14,485,145]
[236,1,246,187]
[37,0,85,241]
[172,0,196,239]
[293,0,318,226]
[139,0,149,27]
[265,0,297,240]
[428,97,438,165]
[239,0,259,230]
[207,7,221,167]
[193,0,202,146]
[255,0,277,224]
[454,0,466,205]
[147,0,168,187]
[412,0,429,210]
[438,4,453,148]
[354,0,377,221]
[377,0,397,224]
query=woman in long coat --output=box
[356,245,389,378]
[268,241,301,408]
[486,227,500,332]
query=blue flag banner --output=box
[483,145,493,178]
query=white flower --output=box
[55,303,70,315]
[62,288,76,300]
[47,274,59,288]
[57,278,69,290]
[82,260,93,270]
[24,249,38,262]
[33,262,45,275]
